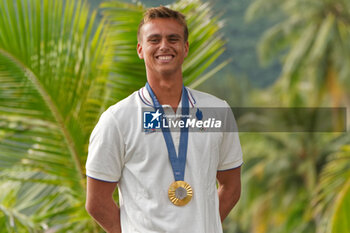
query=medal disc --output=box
[168,181,193,206]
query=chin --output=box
[159,70,178,76]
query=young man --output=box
[85,6,243,233]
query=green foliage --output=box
[227,106,350,233]
[0,0,226,232]
[248,0,350,106]
[0,0,106,231]
[232,3,350,231]
[330,181,350,233]
[313,144,350,233]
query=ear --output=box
[184,41,189,58]
[137,43,144,59]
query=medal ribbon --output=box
[146,82,189,181]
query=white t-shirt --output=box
[86,86,243,233]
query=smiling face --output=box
[137,18,189,79]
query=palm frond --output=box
[0,0,109,231]
[249,0,350,105]
[312,143,350,233]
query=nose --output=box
[159,39,170,51]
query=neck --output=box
[147,75,183,112]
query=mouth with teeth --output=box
[155,55,175,62]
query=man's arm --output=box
[216,166,241,222]
[85,177,121,233]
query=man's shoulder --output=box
[186,87,229,108]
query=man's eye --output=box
[169,38,179,42]
[149,39,159,43]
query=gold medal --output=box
[168,181,193,206]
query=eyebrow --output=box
[146,34,182,39]
[147,34,161,39]
[167,34,181,39]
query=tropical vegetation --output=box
[0,0,225,232]
[222,0,350,232]
[0,0,349,232]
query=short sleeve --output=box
[217,103,243,171]
[86,109,125,182]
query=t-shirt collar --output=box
[139,85,196,108]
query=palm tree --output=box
[0,0,226,232]
[246,0,350,107]
[228,132,349,233]
[220,83,349,233]
[235,1,350,232]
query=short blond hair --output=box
[137,6,188,42]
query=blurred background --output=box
[0,0,349,232]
